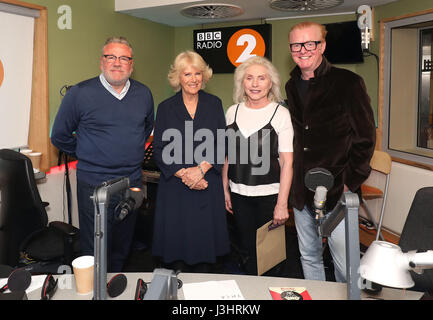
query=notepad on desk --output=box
[182,280,244,300]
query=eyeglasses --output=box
[289,41,322,52]
[103,54,133,64]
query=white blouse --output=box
[225,102,294,196]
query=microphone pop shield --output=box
[0,265,13,278]
[305,168,334,192]
[7,268,31,292]
[107,274,127,298]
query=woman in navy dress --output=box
[152,51,230,272]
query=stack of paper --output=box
[182,280,245,300]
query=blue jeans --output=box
[294,206,346,282]
[76,178,141,272]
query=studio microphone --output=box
[116,187,145,221]
[314,186,328,213]
[305,168,334,221]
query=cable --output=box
[363,48,379,77]
[59,85,72,96]
[62,169,66,222]
[59,85,72,223]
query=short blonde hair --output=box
[289,21,328,41]
[168,51,213,92]
[233,56,282,104]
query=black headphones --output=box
[40,274,58,300]
[134,278,148,300]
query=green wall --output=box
[22,0,433,129]
[173,15,379,122]
[24,0,174,128]
[173,0,433,122]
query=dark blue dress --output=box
[152,90,230,264]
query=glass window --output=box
[418,28,433,151]
[383,13,433,167]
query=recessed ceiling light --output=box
[269,0,343,12]
[181,3,244,19]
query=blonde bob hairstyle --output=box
[233,56,282,104]
[168,51,213,92]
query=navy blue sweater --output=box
[51,77,154,185]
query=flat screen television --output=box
[324,20,364,64]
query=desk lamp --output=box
[360,241,433,288]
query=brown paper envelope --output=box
[256,220,286,276]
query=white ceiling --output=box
[114,0,398,27]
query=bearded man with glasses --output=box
[285,22,376,283]
[51,37,154,272]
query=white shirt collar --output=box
[99,73,130,100]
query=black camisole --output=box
[227,104,281,186]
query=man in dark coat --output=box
[285,21,376,282]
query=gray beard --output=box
[103,70,131,88]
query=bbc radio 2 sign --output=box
[194,24,271,74]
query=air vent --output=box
[270,0,343,11]
[181,3,244,19]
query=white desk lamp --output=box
[360,241,433,288]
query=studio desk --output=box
[136,147,422,301]
[25,272,423,300]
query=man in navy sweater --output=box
[51,37,154,272]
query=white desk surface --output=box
[26,272,423,300]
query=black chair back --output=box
[0,149,47,266]
[399,187,433,294]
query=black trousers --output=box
[230,192,277,275]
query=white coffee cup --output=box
[20,149,32,155]
[28,152,42,170]
[72,255,94,295]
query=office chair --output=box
[0,149,79,273]
[399,187,433,294]
[360,150,392,241]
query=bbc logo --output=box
[197,31,222,42]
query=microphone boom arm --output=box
[318,191,361,300]
[92,177,130,301]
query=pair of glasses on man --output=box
[289,40,321,52]
[103,54,133,64]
